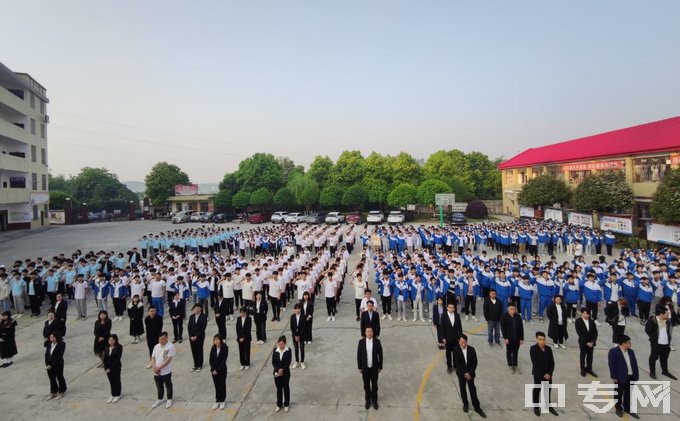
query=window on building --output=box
[30,93,35,109]
[549,170,565,180]
[31,173,38,190]
[41,148,46,165]
[518,171,528,184]
[30,118,36,135]
[633,156,670,183]
[41,174,47,190]
[505,171,514,184]
[40,100,46,114]
[569,170,591,184]
[8,89,24,99]
[40,123,46,139]
[8,177,26,188]
[33,206,39,221]
[31,145,37,162]
[531,167,543,179]
[635,202,652,220]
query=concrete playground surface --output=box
[0,220,678,421]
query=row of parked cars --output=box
[268,210,407,225]
[171,211,234,224]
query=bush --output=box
[465,200,488,218]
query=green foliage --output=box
[218,172,239,192]
[277,156,305,185]
[362,177,390,206]
[573,170,634,213]
[273,187,296,208]
[449,177,475,202]
[416,179,451,206]
[307,156,334,189]
[364,152,394,184]
[651,168,680,224]
[144,162,191,206]
[288,174,319,211]
[213,190,233,211]
[518,175,572,208]
[236,153,283,192]
[387,183,417,208]
[231,191,252,209]
[330,150,365,187]
[319,184,343,208]
[423,149,501,199]
[48,174,73,194]
[49,191,70,209]
[66,167,138,212]
[392,152,422,186]
[250,188,273,208]
[342,185,368,210]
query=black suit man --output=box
[214,293,229,340]
[357,326,383,410]
[236,308,252,368]
[500,303,524,373]
[188,304,208,371]
[169,294,186,343]
[574,307,598,377]
[453,334,487,418]
[253,293,268,344]
[441,302,463,373]
[52,294,68,336]
[530,331,558,416]
[644,305,677,380]
[608,335,640,418]
[290,303,307,368]
[360,301,381,338]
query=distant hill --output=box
[124,181,219,194]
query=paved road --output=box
[0,221,678,420]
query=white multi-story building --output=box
[0,62,49,230]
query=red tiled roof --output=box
[498,116,680,169]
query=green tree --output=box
[342,185,368,210]
[573,170,633,213]
[392,152,422,185]
[232,191,252,209]
[387,183,417,208]
[466,151,502,199]
[518,175,572,208]
[330,150,365,187]
[319,183,343,208]
[364,152,394,184]
[449,177,475,202]
[273,187,296,208]
[277,156,305,185]
[213,190,233,211]
[218,172,239,192]
[288,174,319,211]
[651,168,680,224]
[49,191,70,209]
[236,153,284,192]
[71,167,138,212]
[250,188,273,208]
[144,162,191,206]
[307,155,334,189]
[48,174,73,195]
[362,177,390,209]
[423,150,469,189]
[416,179,452,206]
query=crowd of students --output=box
[0,218,678,416]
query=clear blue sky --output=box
[3,0,680,182]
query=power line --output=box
[50,111,316,157]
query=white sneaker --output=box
[554,344,559,348]
[284,407,289,413]
[412,317,417,322]
[239,366,245,371]
[327,316,332,321]
[387,315,393,321]
[112,396,120,403]
[282,307,287,312]
[275,407,281,413]
[465,315,469,321]
[291,362,299,369]
[331,316,335,321]
[212,403,219,410]
[472,316,479,322]
[166,399,173,408]
[107,397,114,404]
[244,366,250,370]
[146,364,152,369]
[301,362,306,370]
[559,344,567,349]
[522,320,526,324]
[594,320,601,326]
[219,402,225,410]
[152,400,163,409]
[381,315,387,320]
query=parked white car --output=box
[366,210,384,224]
[172,210,194,224]
[284,212,305,224]
[271,211,288,224]
[387,211,405,224]
[190,212,205,222]
[325,211,345,224]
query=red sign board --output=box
[561,160,624,172]
[174,184,199,196]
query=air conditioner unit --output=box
[44,115,49,123]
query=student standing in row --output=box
[357,326,382,410]
[575,308,598,377]
[0,311,17,367]
[608,335,640,419]
[301,291,314,344]
[253,292,268,344]
[45,333,66,400]
[169,293,185,343]
[188,304,208,372]
[273,335,292,413]
[145,307,163,369]
[103,334,122,403]
[127,295,145,344]
[236,307,252,370]
[151,332,174,409]
[290,303,307,370]
[209,334,228,410]
[530,331,558,416]
[93,310,112,367]
[453,334,487,418]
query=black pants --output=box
[172,318,184,341]
[107,367,122,396]
[579,343,594,372]
[464,295,476,316]
[190,337,204,368]
[381,295,392,315]
[586,301,599,321]
[326,297,336,316]
[649,343,670,375]
[612,325,625,344]
[355,298,362,317]
[238,341,251,366]
[293,339,305,363]
[255,318,267,342]
[29,294,41,316]
[212,371,226,402]
[270,297,280,320]
[225,298,234,316]
[304,318,313,342]
[362,367,379,404]
[47,366,67,394]
[606,244,613,257]
[458,374,481,409]
[553,324,567,344]
[234,290,243,308]
[147,338,158,357]
[275,373,290,408]
[216,316,226,340]
[113,297,126,317]
[638,301,651,321]
[506,339,520,367]
[616,378,632,411]
[154,373,173,399]
[445,341,457,369]
[532,376,552,406]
